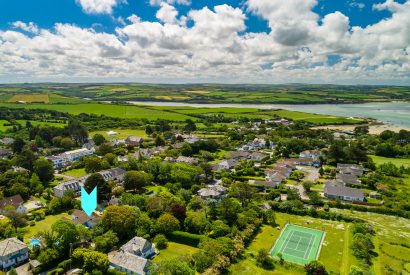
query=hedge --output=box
[167,231,206,247]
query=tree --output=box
[13,149,37,170]
[52,220,80,253]
[184,211,207,234]
[217,198,242,225]
[349,266,364,275]
[151,260,195,275]
[84,156,108,173]
[8,269,17,275]
[12,137,25,153]
[145,125,154,135]
[34,158,54,183]
[37,248,60,268]
[72,248,109,273]
[153,234,168,249]
[305,260,328,275]
[3,205,27,229]
[67,119,88,145]
[155,213,180,234]
[101,206,137,240]
[351,233,374,262]
[184,119,197,133]
[181,143,193,156]
[92,134,106,146]
[308,192,323,205]
[60,137,74,149]
[302,181,314,192]
[256,248,274,270]
[209,220,231,238]
[230,182,257,207]
[123,171,151,192]
[264,209,276,227]
[84,173,111,202]
[94,230,119,253]
[154,135,166,146]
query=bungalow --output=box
[69,209,100,228]
[265,172,286,185]
[336,173,361,186]
[108,237,155,275]
[337,164,364,177]
[324,182,364,202]
[0,137,14,145]
[198,184,227,201]
[176,156,197,165]
[125,136,144,146]
[0,195,27,214]
[0,238,29,270]
[299,150,322,159]
[248,180,278,189]
[228,151,252,160]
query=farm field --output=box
[331,209,410,274]
[369,155,410,167]
[89,129,148,139]
[0,119,66,132]
[0,103,195,121]
[230,212,359,275]
[8,94,49,103]
[152,242,199,263]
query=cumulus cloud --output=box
[0,0,409,84]
[10,21,39,34]
[149,0,190,6]
[76,0,126,14]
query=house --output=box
[249,152,268,161]
[176,156,197,165]
[46,155,66,169]
[108,237,155,275]
[369,191,382,199]
[198,184,227,201]
[336,173,361,186]
[299,150,322,159]
[265,171,286,185]
[324,182,364,202]
[0,195,27,214]
[228,151,252,160]
[0,137,14,145]
[214,159,239,172]
[337,164,364,177]
[54,168,126,197]
[108,250,150,275]
[0,149,12,159]
[63,148,95,162]
[125,136,144,146]
[248,180,278,188]
[0,238,29,270]
[69,209,100,228]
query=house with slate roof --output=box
[0,238,28,270]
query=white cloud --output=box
[76,0,126,14]
[0,1,409,84]
[156,3,179,24]
[373,0,402,12]
[149,0,190,6]
[10,21,39,34]
[349,1,365,10]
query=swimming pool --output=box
[29,239,41,248]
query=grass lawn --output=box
[90,129,148,139]
[369,155,410,167]
[8,94,49,103]
[22,212,71,241]
[331,209,410,274]
[230,212,357,275]
[152,242,199,263]
[63,168,87,178]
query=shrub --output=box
[153,234,168,249]
[168,231,206,247]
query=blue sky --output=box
[0,0,409,84]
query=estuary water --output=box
[128,101,410,129]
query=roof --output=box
[176,156,196,164]
[109,250,149,274]
[324,184,364,198]
[248,180,278,188]
[125,136,144,143]
[228,151,252,159]
[121,236,152,255]
[71,209,100,225]
[0,237,27,256]
[198,184,227,197]
[336,173,361,185]
[0,195,24,209]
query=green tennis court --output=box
[270,224,325,265]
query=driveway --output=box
[297,166,320,182]
[285,184,309,200]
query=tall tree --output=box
[34,158,54,183]
[84,173,111,202]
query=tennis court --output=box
[270,224,325,265]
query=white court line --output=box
[303,234,315,259]
[280,230,295,253]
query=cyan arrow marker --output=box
[81,187,97,217]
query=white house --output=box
[62,148,95,162]
[0,195,27,214]
[0,238,29,270]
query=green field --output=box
[369,155,410,167]
[63,168,87,178]
[90,129,148,139]
[270,224,324,265]
[152,242,199,263]
[230,213,357,275]
[0,119,66,132]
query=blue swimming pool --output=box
[29,239,41,248]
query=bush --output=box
[168,231,206,247]
[153,234,168,249]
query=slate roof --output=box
[109,250,149,275]
[0,237,27,256]
[0,195,24,209]
[324,183,364,198]
[121,237,152,256]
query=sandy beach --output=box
[311,124,410,135]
